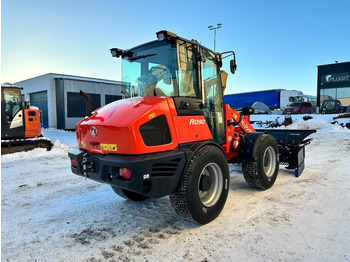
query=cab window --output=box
[177,41,199,98]
[201,49,225,144]
[3,88,22,121]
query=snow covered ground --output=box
[1,114,350,262]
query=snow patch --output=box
[1,114,349,261]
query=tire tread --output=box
[242,134,278,190]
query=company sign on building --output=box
[317,62,350,108]
[321,72,350,84]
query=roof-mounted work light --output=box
[110,48,133,58]
[110,48,125,58]
[156,30,177,41]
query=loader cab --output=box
[111,31,233,144]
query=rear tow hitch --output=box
[82,155,95,176]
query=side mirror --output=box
[230,59,237,74]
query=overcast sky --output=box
[2,0,349,95]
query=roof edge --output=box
[14,73,122,85]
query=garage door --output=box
[30,91,48,127]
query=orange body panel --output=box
[24,109,42,138]
[76,97,215,155]
[76,97,180,155]
[75,97,258,160]
[172,115,213,143]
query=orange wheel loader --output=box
[69,31,315,224]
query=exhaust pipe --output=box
[79,90,92,116]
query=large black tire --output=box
[170,145,230,224]
[242,134,279,190]
[111,186,149,202]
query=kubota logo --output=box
[189,119,206,125]
[90,126,98,136]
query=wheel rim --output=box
[263,146,277,177]
[198,163,223,207]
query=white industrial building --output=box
[15,73,124,129]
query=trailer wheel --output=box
[242,134,279,189]
[111,186,149,202]
[170,145,229,224]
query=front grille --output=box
[150,158,181,177]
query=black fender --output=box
[188,140,226,157]
[237,132,266,161]
[178,140,226,177]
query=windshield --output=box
[121,40,199,98]
[2,88,22,121]
[287,102,301,107]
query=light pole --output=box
[208,23,222,52]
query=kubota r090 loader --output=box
[69,31,315,224]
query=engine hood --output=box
[76,96,178,155]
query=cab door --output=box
[173,40,203,116]
[201,49,225,144]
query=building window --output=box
[320,88,336,101]
[105,95,122,105]
[67,92,101,117]
[337,87,350,106]
[320,87,350,106]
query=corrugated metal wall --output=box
[63,79,122,129]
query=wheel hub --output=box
[198,162,223,207]
[263,146,277,178]
[199,174,211,191]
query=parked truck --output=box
[68,31,315,224]
[224,89,304,111]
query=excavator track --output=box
[1,138,53,155]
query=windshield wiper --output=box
[128,53,156,61]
